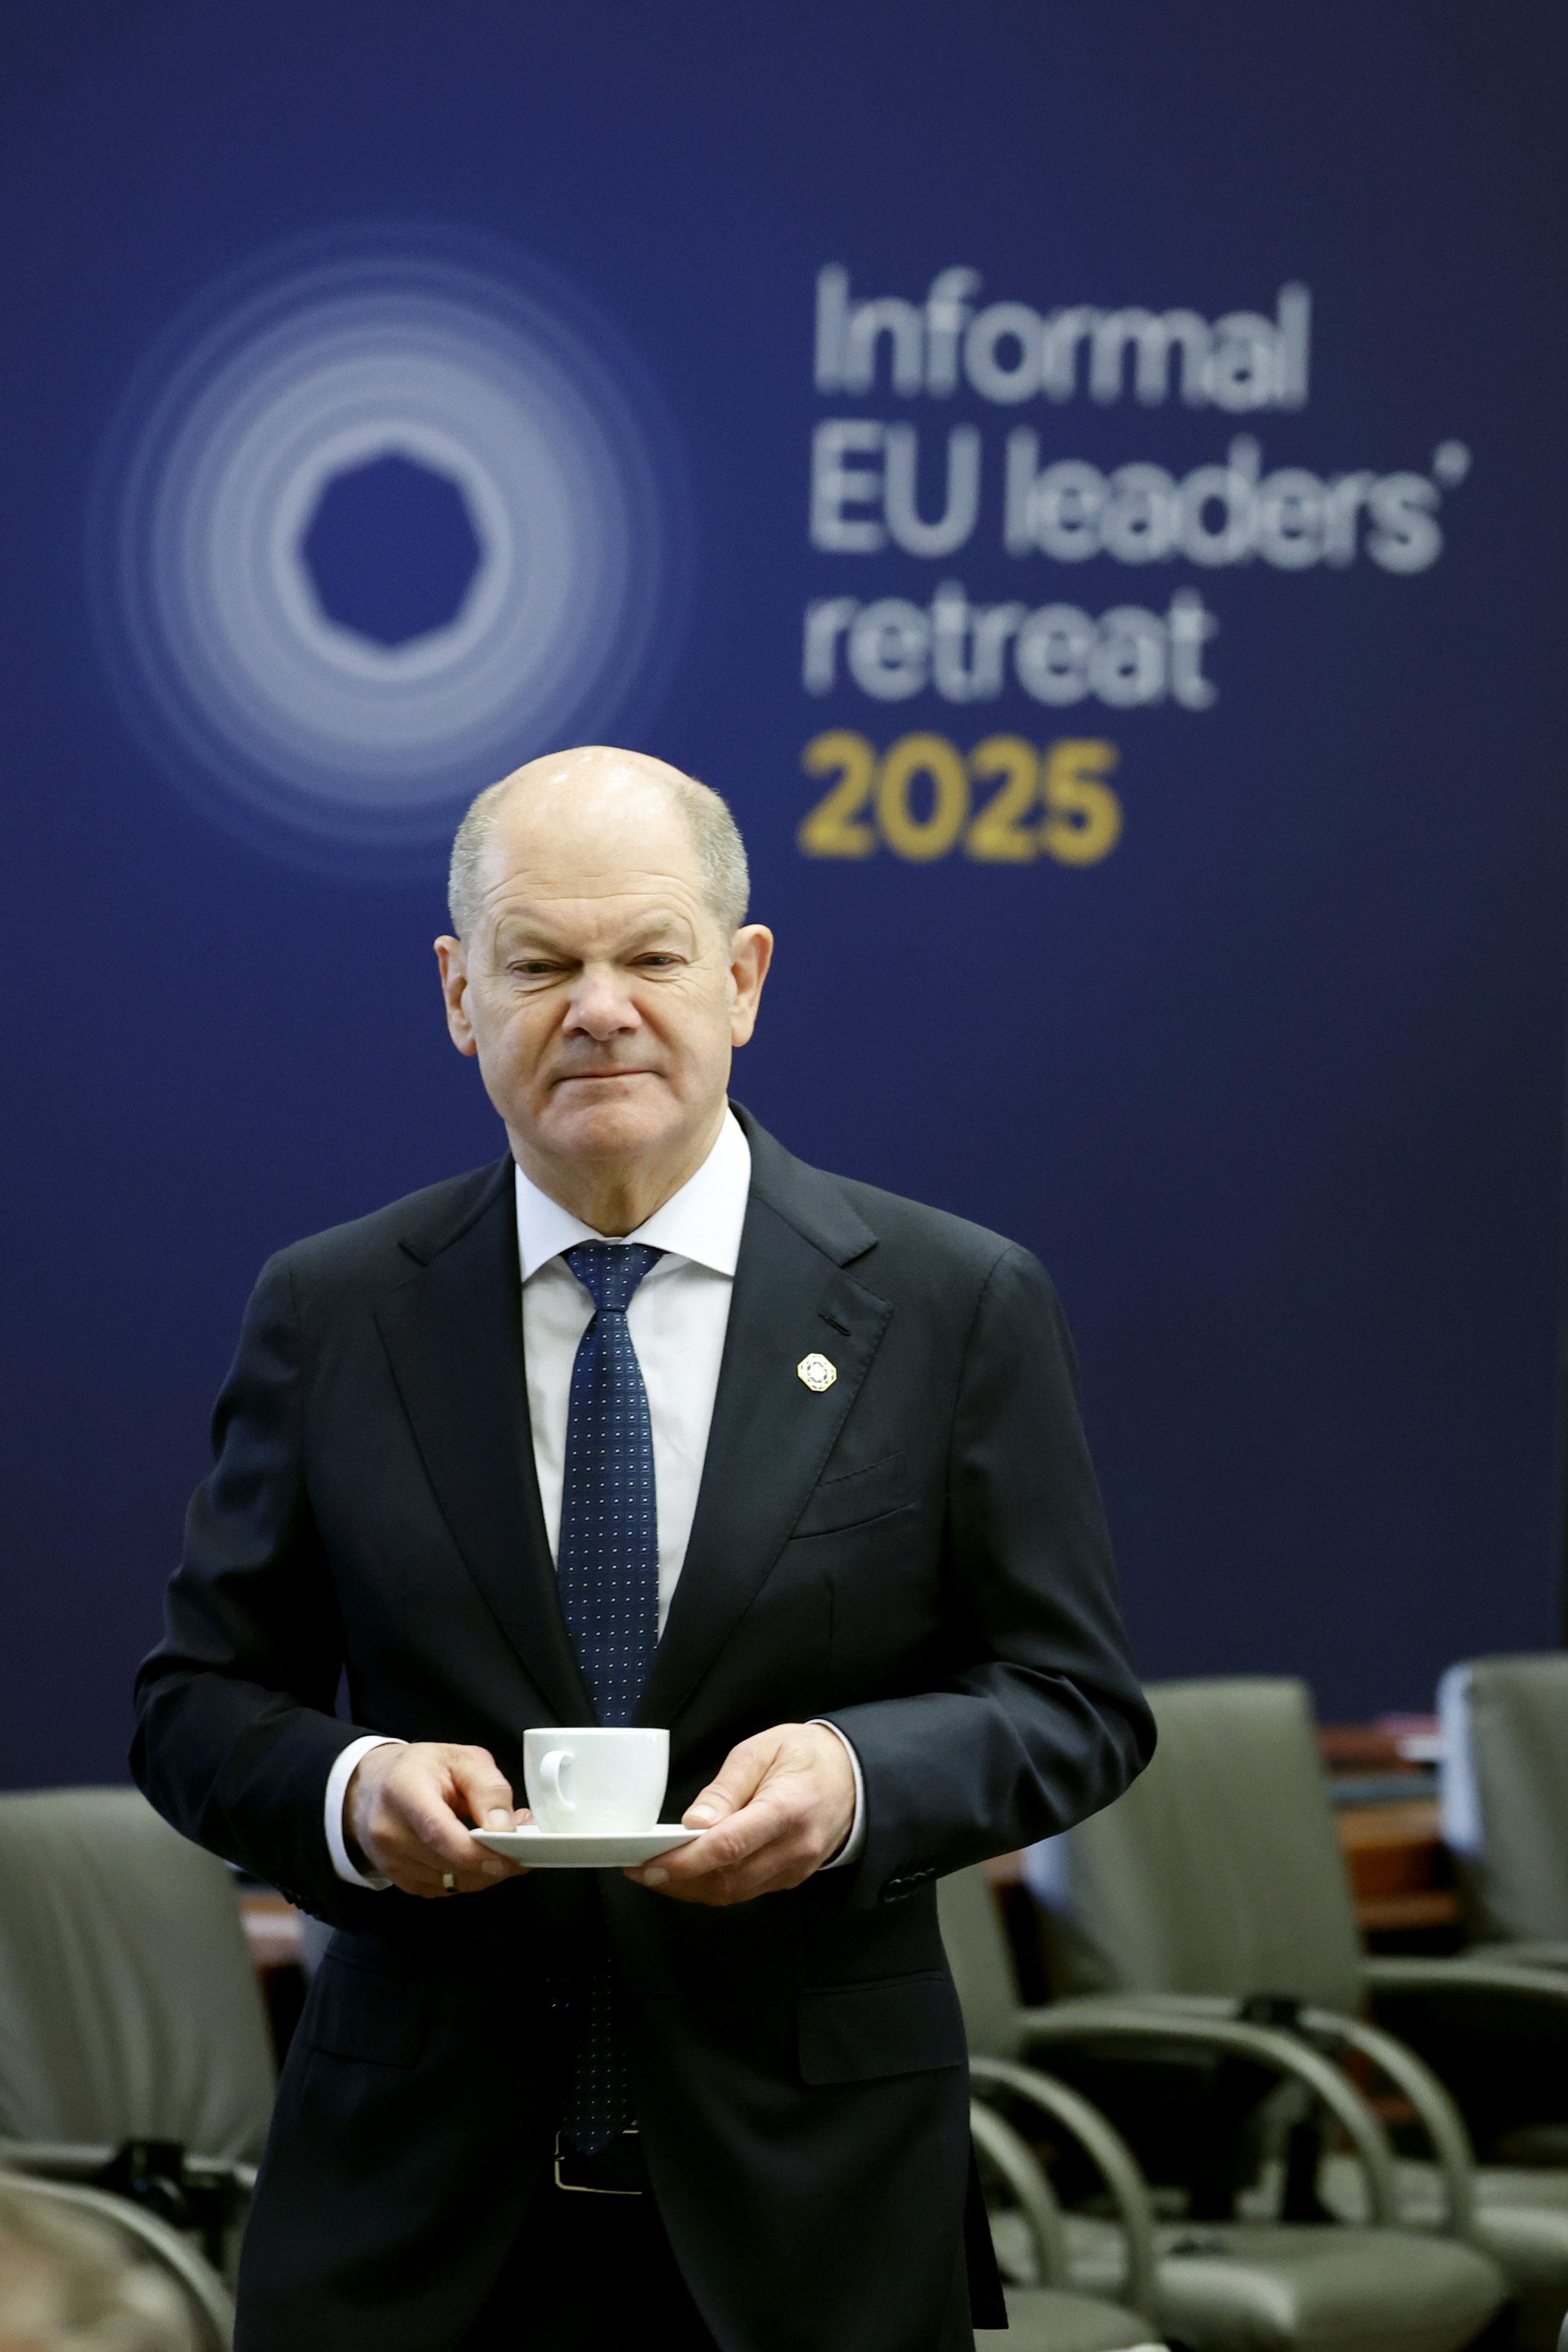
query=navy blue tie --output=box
[557,1240,662,2154]
[557,1242,663,1726]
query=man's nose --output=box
[563,968,641,1039]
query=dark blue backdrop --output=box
[2,0,1564,1786]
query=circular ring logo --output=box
[88,224,687,871]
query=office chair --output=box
[0,1788,275,2281]
[1016,1677,1568,2350]
[1439,1653,1568,1958]
[941,1861,1507,2352]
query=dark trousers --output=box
[456,2162,720,2352]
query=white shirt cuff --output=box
[809,1719,867,1869]
[325,1735,406,1889]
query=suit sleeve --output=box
[130,1251,378,1919]
[821,1244,1155,1911]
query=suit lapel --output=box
[637,1122,891,1731]
[374,1160,593,1726]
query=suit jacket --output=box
[132,1105,1154,2352]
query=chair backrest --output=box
[1029,1678,1366,2013]
[0,1790,274,2161]
[1440,1655,1568,1943]
[937,1865,1027,2059]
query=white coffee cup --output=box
[523,1726,669,1835]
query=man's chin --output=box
[537,1079,676,1156]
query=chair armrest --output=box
[1012,1996,1401,2227]
[1365,1957,1568,2005]
[1297,2008,1476,2239]
[0,2140,113,2180]
[969,2100,1071,2289]
[0,2174,235,2349]
[0,2143,253,2199]
[0,2140,255,2286]
[1024,1992,1480,2242]
[1469,1942,1568,1971]
[969,2056,1161,2319]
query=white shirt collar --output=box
[513,1105,753,1281]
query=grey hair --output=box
[447,758,750,941]
[0,2180,197,2351]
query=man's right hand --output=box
[345,1742,530,1899]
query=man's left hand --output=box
[624,1722,855,1906]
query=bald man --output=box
[133,749,1153,2352]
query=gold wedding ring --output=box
[442,1872,456,1892]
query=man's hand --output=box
[346,1742,530,1899]
[623,1723,855,1907]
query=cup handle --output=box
[539,1750,574,1815]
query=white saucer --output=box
[472,1824,699,1870]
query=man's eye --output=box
[509,961,560,978]
[637,955,681,969]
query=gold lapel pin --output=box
[797,1352,838,1392]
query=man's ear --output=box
[728,924,774,1048]
[434,936,479,1059]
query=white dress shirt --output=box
[326,1108,864,1887]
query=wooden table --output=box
[239,1891,305,1968]
[1335,1799,1458,1935]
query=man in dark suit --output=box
[133,746,1154,2352]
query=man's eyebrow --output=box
[491,917,574,956]
[617,912,696,951]
[491,909,696,957]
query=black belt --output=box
[553,2129,647,2197]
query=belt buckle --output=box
[553,2129,645,2197]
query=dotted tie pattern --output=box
[557,1241,663,1725]
[557,1239,662,2156]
